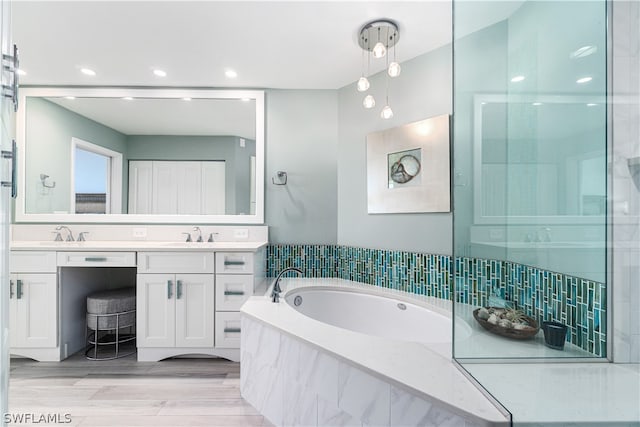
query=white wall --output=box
[337,45,453,254]
[265,90,339,244]
[612,0,640,363]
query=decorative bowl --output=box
[473,307,539,340]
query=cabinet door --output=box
[12,274,57,348]
[8,274,18,347]
[128,161,153,214]
[175,274,214,348]
[137,274,175,348]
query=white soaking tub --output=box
[240,278,508,427]
[284,286,472,345]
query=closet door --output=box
[152,161,178,214]
[128,161,152,214]
[201,161,225,215]
[176,162,202,215]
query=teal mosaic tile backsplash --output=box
[266,244,607,357]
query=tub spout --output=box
[271,267,304,303]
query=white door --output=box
[12,274,57,348]
[128,161,152,214]
[175,274,214,347]
[152,162,178,214]
[201,161,225,214]
[176,162,201,215]
[136,274,176,347]
[0,0,14,417]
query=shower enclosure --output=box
[451,0,638,424]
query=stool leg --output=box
[94,315,101,359]
[115,313,120,358]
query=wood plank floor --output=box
[8,352,274,427]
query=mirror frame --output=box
[16,87,265,224]
[473,93,607,225]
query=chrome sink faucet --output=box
[193,227,203,242]
[55,225,75,241]
[271,267,304,303]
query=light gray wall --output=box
[337,45,453,254]
[265,90,338,244]
[25,98,128,214]
[126,135,254,215]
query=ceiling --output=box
[45,96,257,138]
[13,1,454,89]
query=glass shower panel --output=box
[453,0,608,360]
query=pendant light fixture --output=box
[357,19,400,119]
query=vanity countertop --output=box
[10,240,268,252]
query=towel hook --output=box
[272,171,287,185]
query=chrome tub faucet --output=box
[271,267,304,303]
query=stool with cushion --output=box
[85,287,136,360]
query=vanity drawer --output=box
[215,274,253,311]
[10,251,57,273]
[57,252,136,267]
[215,252,254,274]
[215,312,241,349]
[138,252,214,274]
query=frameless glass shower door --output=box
[453,0,608,361]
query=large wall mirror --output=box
[16,88,265,224]
[473,94,606,225]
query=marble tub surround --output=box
[240,278,509,426]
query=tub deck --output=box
[242,278,509,426]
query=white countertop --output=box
[10,240,268,251]
[241,278,509,425]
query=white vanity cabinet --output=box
[136,252,222,361]
[214,252,256,349]
[136,273,215,348]
[9,252,58,358]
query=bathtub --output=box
[240,278,508,427]
[285,286,472,345]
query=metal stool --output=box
[85,287,136,360]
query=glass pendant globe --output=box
[388,62,401,77]
[357,77,370,92]
[380,105,393,119]
[363,95,375,109]
[372,42,387,58]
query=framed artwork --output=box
[366,114,450,214]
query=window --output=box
[71,137,122,214]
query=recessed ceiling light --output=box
[16,69,26,76]
[64,96,75,100]
[153,69,167,77]
[532,102,543,106]
[511,75,525,83]
[182,97,192,101]
[587,103,598,107]
[122,97,133,101]
[577,76,593,84]
[570,45,597,59]
[225,69,238,79]
[80,68,96,76]
[241,98,251,102]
